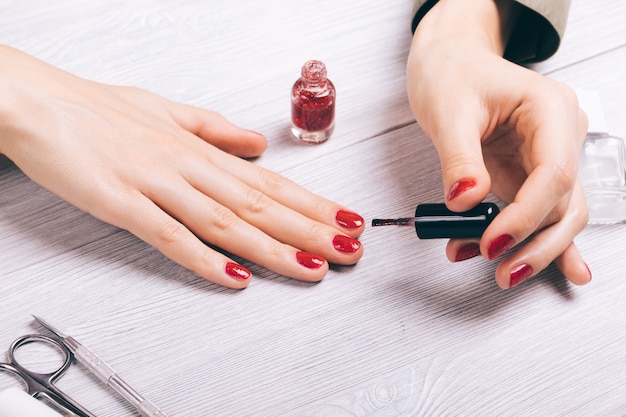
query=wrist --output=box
[412,0,520,57]
[0,82,15,158]
[0,46,42,160]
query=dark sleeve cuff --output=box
[411,0,571,64]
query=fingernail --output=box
[335,210,364,229]
[448,178,477,201]
[487,234,514,259]
[332,235,361,253]
[225,262,251,281]
[296,251,326,269]
[455,242,481,262]
[510,263,533,288]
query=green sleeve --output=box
[411,0,572,63]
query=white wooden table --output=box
[1,1,625,416]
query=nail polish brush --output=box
[372,202,499,239]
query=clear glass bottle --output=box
[291,60,335,144]
[579,132,626,224]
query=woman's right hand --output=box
[406,0,591,289]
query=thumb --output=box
[430,117,491,212]
[170,102,268,158]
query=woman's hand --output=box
[406,0,591,289]
[0,45,364,288]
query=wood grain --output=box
[1,0,625,416]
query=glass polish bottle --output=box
[291,60,335,144]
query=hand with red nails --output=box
[0,45,364,288]
[407,0,592,289]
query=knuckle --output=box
[156,219,187,245]
[299,219,321,243]
[257,168,289,193]
[549,162,576,196]
[513,204,541,234]
[264,240,285,264]
[244,188,271,215]
[198,247,217,273]
[207,206,238,232]
[88,184,135,227]
[576,208,590,230]
[570,202,590,230]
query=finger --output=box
[492,182,590,289]
[202,147,366,238]
[429,111,492,212]
[143,177,331,282]
[483,87,586,259]
[174,159,363,265]
[446,239,482,262]
[100,191,254,289]
[169,102,268,158]
[553,243,592,286]
[482,149,584,262]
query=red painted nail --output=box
[225,262,251,281]
[296,251,326,269]
[335,210,364,229]
[510,264,533,288]
[448,178,477,201]
[455,242,481,262]
[487,234,514,260]
[332,235,361,253]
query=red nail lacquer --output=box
[448,178,477,201]
[510,264,533,288]
[291,60,335,144]
[225,262,251,281]
[335,209,364,229]
[332,235,361,253]
[296,251,326,269]
[487,234,514,259]
[455,242,481,262]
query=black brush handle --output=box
[414,202,500,239]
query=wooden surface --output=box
[1,1,625,416]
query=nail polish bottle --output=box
[291,60,335,144]
[576,90,626,224]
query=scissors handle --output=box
[5,334,96,417]
[7,334,72,384]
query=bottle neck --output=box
[301,60,327,87]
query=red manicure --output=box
[510,264,533,288]
[296,251,326,269]
[448,178,477,201]
[335,210,364,229]
[455,242,481,262]
[487,234,514,259]
[225,262,251,281]
[332,235,361,253]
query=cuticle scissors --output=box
[0,333,95,417]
